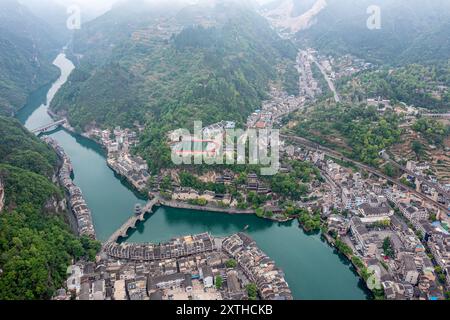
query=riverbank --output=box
[45,103,298,225]
[320,231,379,300]
[159,198,255,215]
[44,112,372,296]
[157,196,297,222]
[17,52,370,300]
[43,112,292,223]
[42,136,96,239]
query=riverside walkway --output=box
[105,197,161,244]
[159,199,255,215]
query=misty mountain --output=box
[0,0,61,115]
[296,0,450,65]
[20,0,116,43]
[19,0,71,43]
[51,0,297,131]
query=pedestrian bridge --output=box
[104,197,160,245]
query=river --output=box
[16,53,370,300]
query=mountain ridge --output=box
[0,0,62,116]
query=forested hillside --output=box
[292,103,402,166]
[0,116,100,300]
[50,1,297,131]
[0,117,58,177]
[0,0,60,116]
[338,63,450,112]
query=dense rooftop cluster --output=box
[58,232,290,301]
[88,126,150,192]
[222,233,293,300]
[103,233,216,261]
[43,137,96,239]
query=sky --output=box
[54,0,117,15]
[18,0,119,17]
[38,0,275,11]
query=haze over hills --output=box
[0,0,61,116]
[260,0,450,111]
[51,0,298,131]
[20,0,118,40]
[293,0,450,65]
[260,0,325,34]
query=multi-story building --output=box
[400,254,419,285]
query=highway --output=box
[309,54,341,103]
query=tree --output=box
[382,237,395,259]
[226,259,237,269]
[335,238,353,256]
[189,198,208,206]
[383,163,398,178]
[429,213,437,222]
[400,177,415,189]
[255,208,264,218]
[445,291,450,300]
[298,210,321,232]
[215,276,223,290]
[412,118,450,146]
[352,256,365,270]
[0,131,102,300]
[411,140,424,159]
[265,210,274,218]
[246,283,258,300]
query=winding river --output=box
[16,53,370,300]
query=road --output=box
[281,134,449,214]
[309,54,341,103]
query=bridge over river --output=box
[31,119,67,134]
[105,197,161,244]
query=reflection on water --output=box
[16,83,52,124]
[126,207,274,242]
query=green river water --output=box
[16,54,370,300]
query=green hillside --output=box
[297,0,450,65]
[0,116,100,300]
[0,0,60,116]
[0,117,58,177]
[338,63,450,112]
[50,1,297,131]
